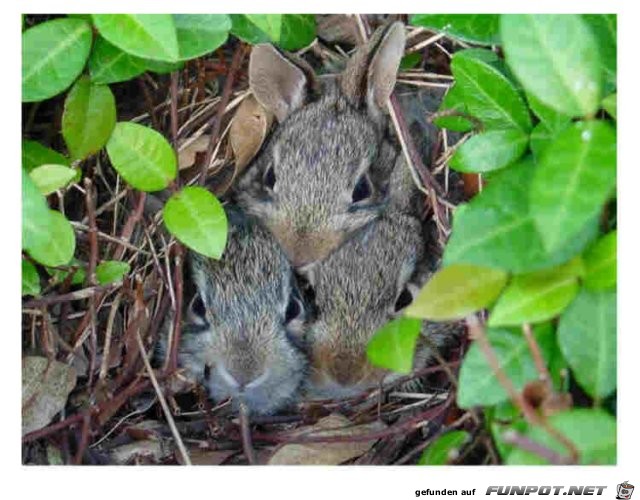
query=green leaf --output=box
[507,409,616,464]
[529,122,555,160]
[419,431,470,465]
[173,14,231,60]
[26,210,76,267]
[95,260,131,285]
[22,141,70,173]
[582,15,616,92]
[29,164,77,195]
[62,76,117,160]
[488,259,582,327]
[47,261,86,287]
[583,231,616,291]
[602,93,617,120]
[457,326,553,408]
[500,15,602,117]
[22,18,93,102]
[406,264,507,321]
[22,259,40,296]
[142,58,184,74]
[444,160,599,273]
[106,122,177,192]
[22,172,52,251]
[400,52,421,70]
[231,14,316,50]
[491,418,528,462]
[451,49,531,132]
[366,317,422,374]
[163,187,228,259]
[558,289,616,399]
[88,36,147,85]
[526,91,572,131]
[531,121,616,253]
[92,14,179,62]
[450,129,528,173]
[433,84,474,132]
[410,14,500,45]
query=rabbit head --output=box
[236,22,407,268]
[178,209,308,415]
[300,215,424,399]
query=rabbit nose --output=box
[217,364,270,392]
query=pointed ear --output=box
[249,44,314,123]
[340,22,405,116]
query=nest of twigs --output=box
[22,15,493,465]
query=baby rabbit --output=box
[170,207,309,415]
[235,22,408,268]
[300,211,426,399]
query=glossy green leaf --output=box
[22,18,92,102]
[419,431,470,465]
[451,49,531,132]
[406,264,507,321]
[501,15,602,117]
[400,52,422,70]
[47,261,86,287]
[526,92,572,131]
[582,14,616,92]
[602,93,617,120]
[507,409,616,464]
[92,14,179,62]
[142,58,184,74]
[488,259,582,327]
[444,160,599,273]
[88,36,147,85]
[231,14,316,50]
[530,122,554,160]
[531,121,616,253]
[26,210,76,267]
[106,122,177,192]
[95,261,131,285]
[22,259,40,296]
[433,84,475,132]
[173,14,231,60]
[558,289,616,399]
[450,129,528,173]
[457,326,553,408]
[22,172,52,251]
[163,187,228,259]
[62,76,117,160]
[22,141,70,173]
[29,164,77,195]
[366,317,422,374]
[583,231,616,290]
[410,14,500,44]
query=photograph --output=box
[20,11,620,473]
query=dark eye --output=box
[285,296,303,324]
[263,165,276,190]
[394,287,414,312]
[191,294,206,318]
[351,173,372,203]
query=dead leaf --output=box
[267,413,386,465]
[178,135,211,171]
[22,356,77,436]
[229,94,274,173]
[110,439,171,464]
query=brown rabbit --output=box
[162,207,309,415]
[235,22,409,268]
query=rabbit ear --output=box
[249,44,313,123]
[340,21,405,116]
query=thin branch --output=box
[239,401,257,464]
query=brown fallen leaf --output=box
[178,135,211,171]
[22,356,77,436]
[267,413,386,465]
[229,94,274,174]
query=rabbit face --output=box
[301,216,424,399]
[179,211,308,415]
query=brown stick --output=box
[199,43,247,185]
[522,323,552,386]
[239,401,257,465]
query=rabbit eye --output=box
[285,296,303,324]
[263,165,276,190]
[394,287,414,312]
[191,294,206,318]
[351,173,372,203]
